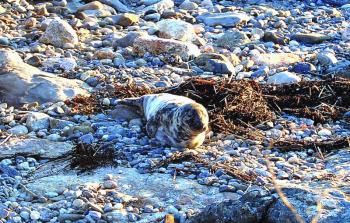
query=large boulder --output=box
[39,18,78,48]
[0,49,90,107]
[133,36,200,61]
[156,19,197,42]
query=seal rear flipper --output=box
[109,104,143,121]
[114,97,144,112]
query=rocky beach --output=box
[0,0,350,222]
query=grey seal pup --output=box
[115,93,209,148]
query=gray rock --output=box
[113,31,147,48]
[317,52,338,66]
[326,61,350,78]
[186,187,273,223]
[291,33,332,44]
[216,31,251,50]
[40,18,78,48]
[0,138,73,159]
[42,57,77,72]
[26,112,50,131]
[8,125,29,136]
[179,0,198,10]
[267,186,350,223]
[101,0,132,12]
[194,53,235,74]
[198,12,251,27]
[0,49,90,106]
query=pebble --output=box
[103,180,118,189]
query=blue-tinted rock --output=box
[80,134,95,144]
[290,62,316,74]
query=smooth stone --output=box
[291,33,332,44]
[157,19,197,42]
[318,129,332,136]
[198,12,251,27]
[267,72,301,85]
[317,52,338,66]
[113,31,147,48]
[263,31,288,45]
[252,53,300,69]
[194,53,235,74]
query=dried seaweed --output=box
[70,143,120,171]
[270,137,350,152]
[66,78,350,138]
[151,152,257,182]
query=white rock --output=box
[318,129,332,136]
[40,18,78,48]
[26,112,50,131]
[157,19,197,42]
[30,211,40,220]
[267,72,301,85]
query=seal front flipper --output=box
[146,116,158,138]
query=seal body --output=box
[116,93,209,148]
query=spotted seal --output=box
[115,93,209,149]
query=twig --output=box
[0,133,12,145]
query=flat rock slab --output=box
[0,138,73,159]
[28,166,238,210]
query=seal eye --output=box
[190,111,206,132]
